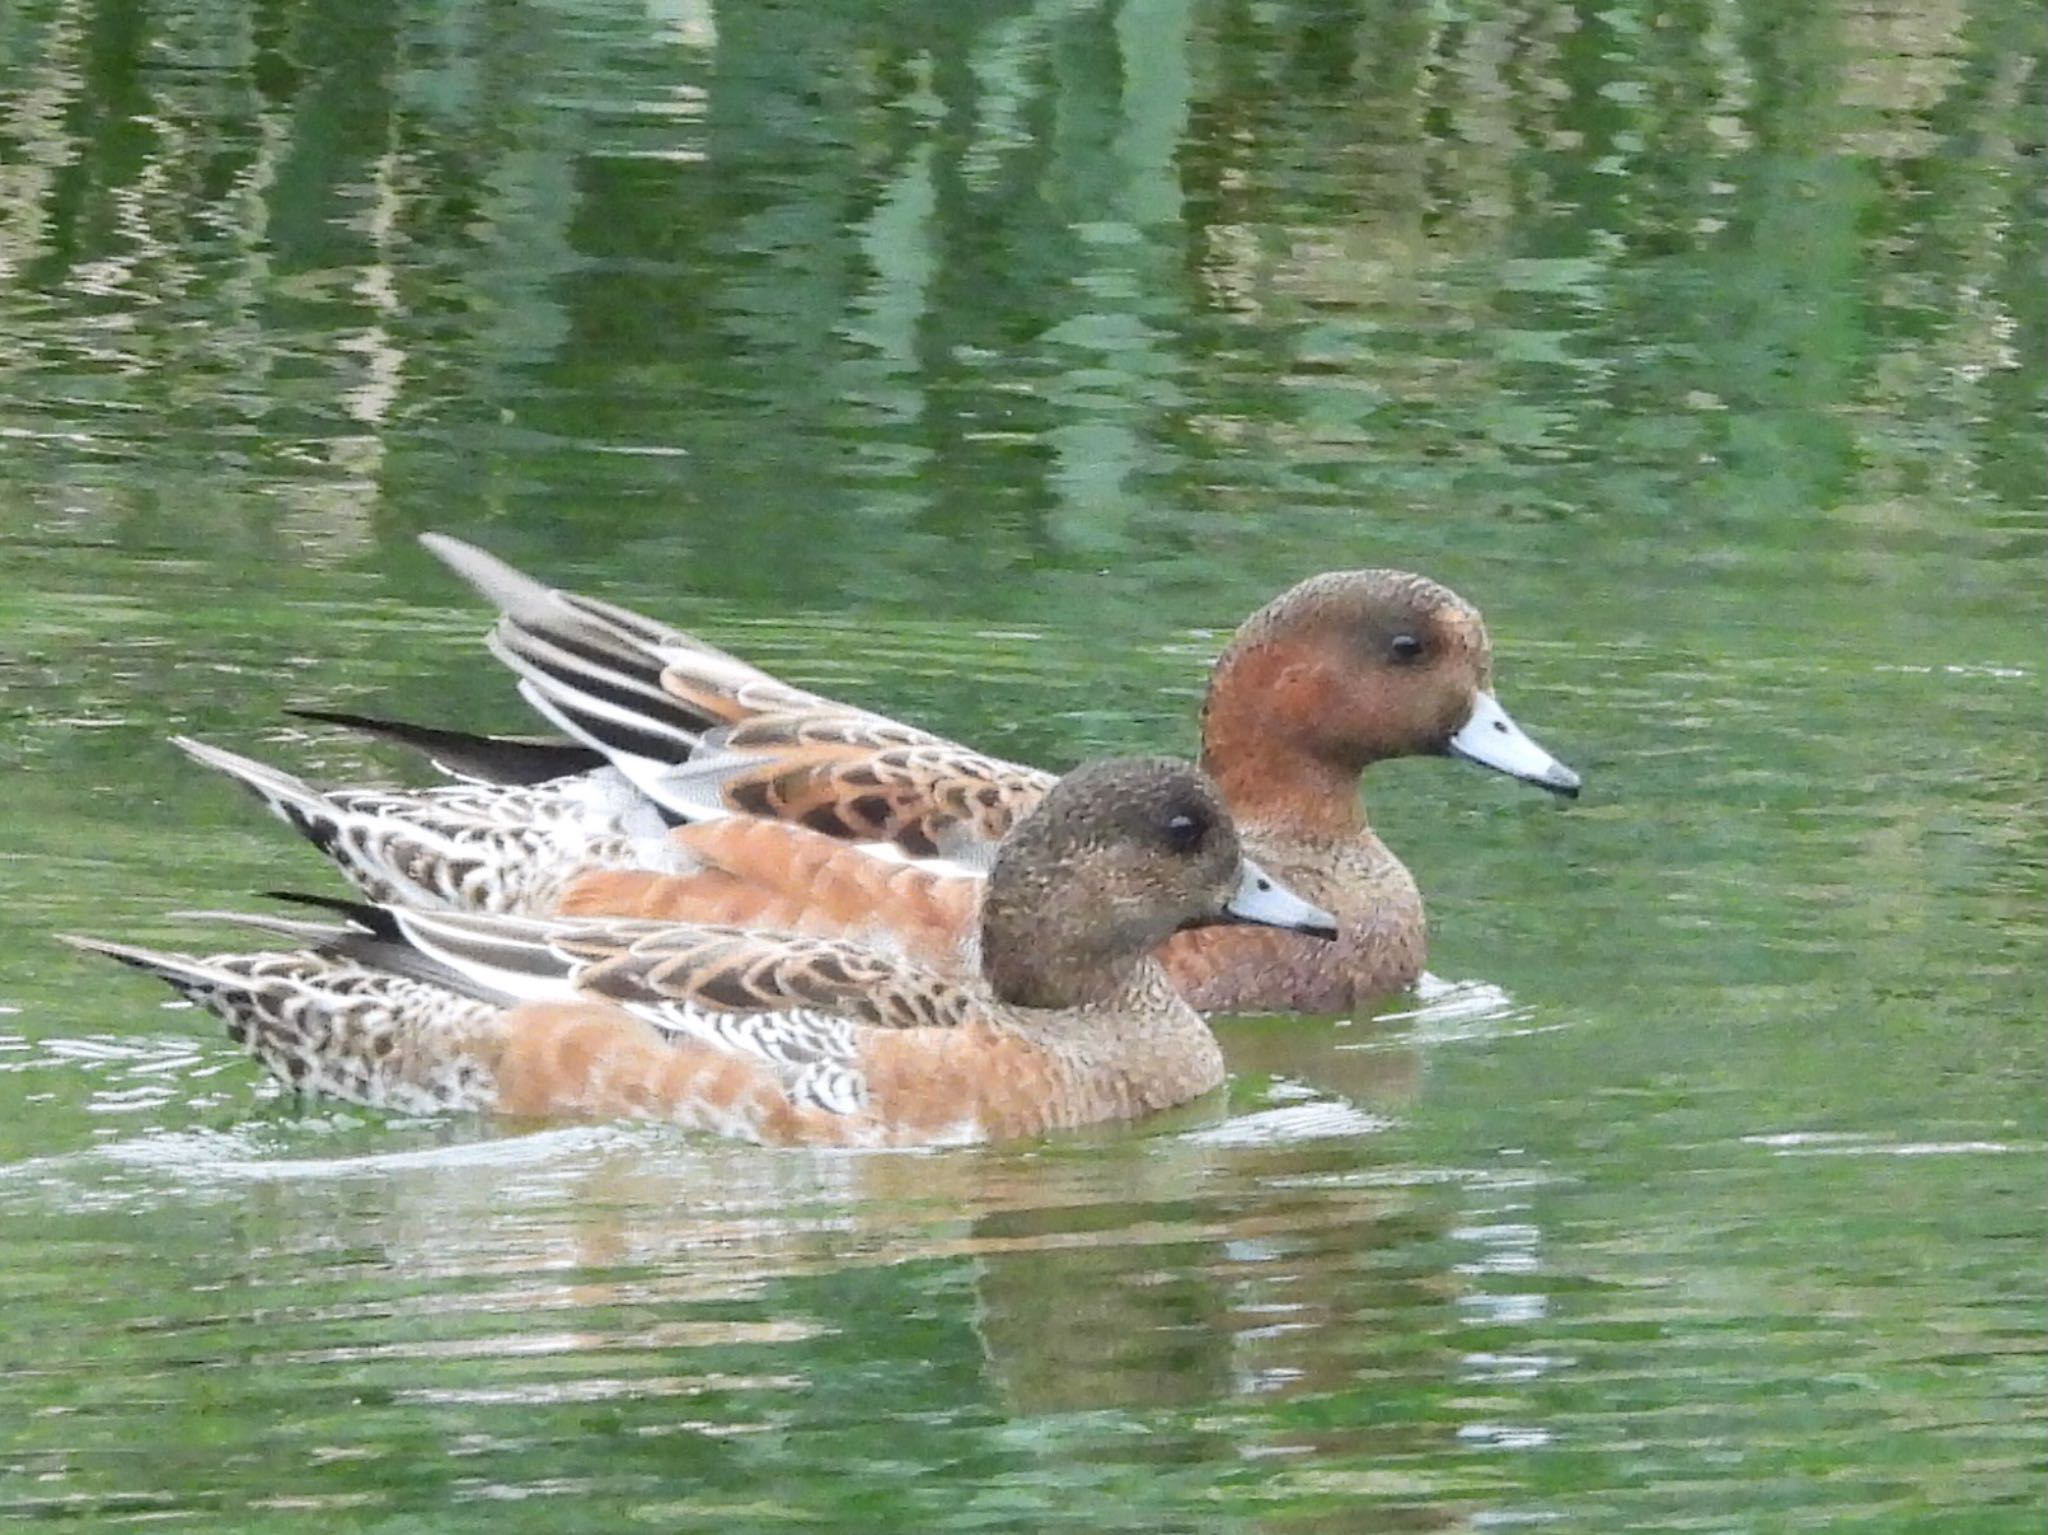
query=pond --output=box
[1,0,2042,1529]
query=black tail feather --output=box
[287,707,606,785]
[260,889,401,937]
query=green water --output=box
[1,0,2042,1528]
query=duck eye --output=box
[1389,633,1424,664]
[1162,812,1207,855]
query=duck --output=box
[65,758,1338,1147]
[248,536,1580,1012]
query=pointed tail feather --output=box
[256,889,393,925]
[175,739,671,916]
[62,931,505,1114]
[560,588,749,666]
[214,896,536,1004]
[188,896,595,1009]
[60,932,299,1061]
[172,736,352,860]
[419,532,584,631]
[286,707,605,786]
[174,893,404,955]
[173,737,464,904]
[418,533,742,666]
[421,533,742,796]
[483,612,730,783]
[58,934,251,1005]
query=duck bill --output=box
[1190,858,1338,940]
[1448,691,1581,798]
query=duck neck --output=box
[1196,716,1376,847]
[980,894,1152,1012]
[1200,656,1373,845]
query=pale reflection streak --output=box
[212,72,290,441]
[282,131,406,562]
[0,5,83,286]
[1193,6,1605,470]
[644,0,717,53]
[1847,28,2028,513]
[1697,0,1757,158]
[962,11,1043,192]
[844,57,939,450]
[1038,0,1193,552]
[1437,11,1518,230]
[0,0,400,551]
[1837,0,1968,160]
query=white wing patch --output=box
[514,678,702,804]
[639,746,754,822]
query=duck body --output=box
[73,759,1330,1145]
[76,923,1218,1147]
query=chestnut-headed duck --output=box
[418,535,1580,1011]
[67,759,1335,1146]
[202,537,1579,1012]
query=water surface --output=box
[1,0,2042,1529]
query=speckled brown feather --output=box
[427,533,1051,862]
[58,942,508,1114]
[549,921,981,1033]
[486,1003,845,1141]
[448,559,1473,1008]
[485,975,1223,1147]
[170,736,684,917]
[561,826,1422,1015]
[675,717,1052,861]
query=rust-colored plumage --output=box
[72,760,1329,1145]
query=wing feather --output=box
[423,535,1055,862]
[379,906,986,1117]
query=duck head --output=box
[979,757,1335,1011]
[1199,571,1579,833]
